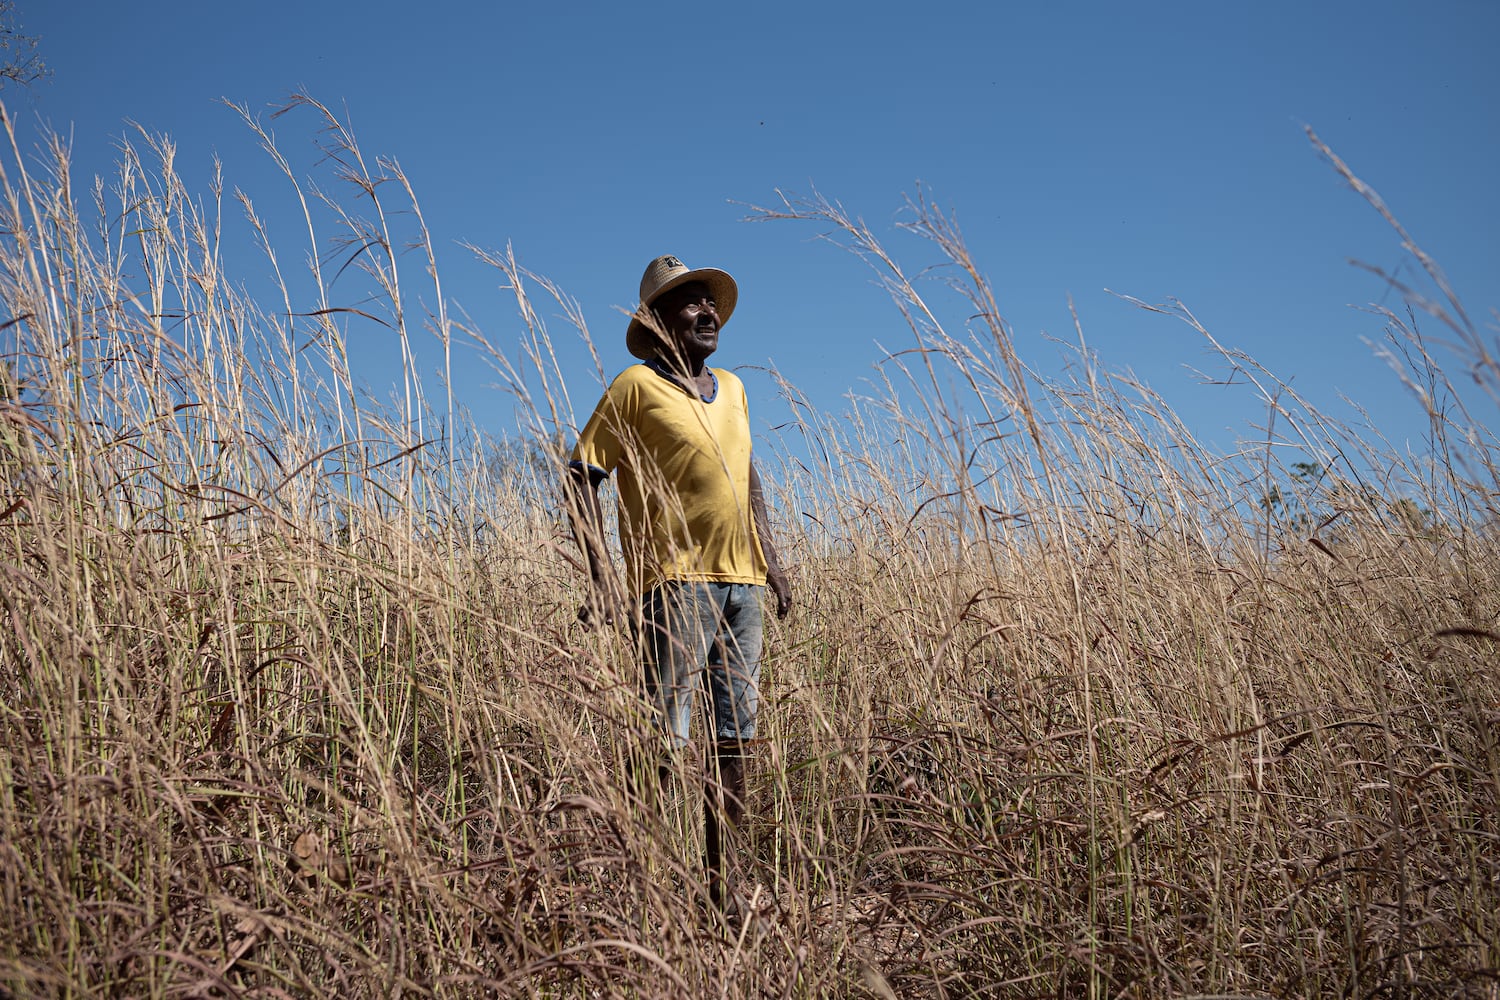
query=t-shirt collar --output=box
[644,357,718,403]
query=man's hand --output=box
[577,583,626,629]
[766,567,792,620]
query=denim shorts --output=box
[639,581,764,750]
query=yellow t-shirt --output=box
[571,362,767,594]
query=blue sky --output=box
[11,0,1499,477]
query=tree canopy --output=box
[0,1,46,90]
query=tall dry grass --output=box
[0,96,1496,998]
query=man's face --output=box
[652,280,721,363]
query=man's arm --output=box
[564,463,624,625]
[749,461,792,619]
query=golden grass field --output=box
[1,98,1496,997]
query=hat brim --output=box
[625,267,738,360]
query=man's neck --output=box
[652,355,716,399]
[656,351,708,375]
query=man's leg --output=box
[638,582,716,802]
[703,741,745,911]
[703,583,764,912]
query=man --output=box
[565,254,792,914]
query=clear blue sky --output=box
[11,0,1499,474]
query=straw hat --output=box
[625,255,738,360]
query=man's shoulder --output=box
[711,366,747,394]
[712,369,752,415]
[607,363,654,388]
[596,363,661,403]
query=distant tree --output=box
[486,433,566,514]
[1262,459,1442,548]
[1261,461,1324,533]
[1388,497,1437,537]
[0,1,47,90]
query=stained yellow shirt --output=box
[571,362,766,594]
